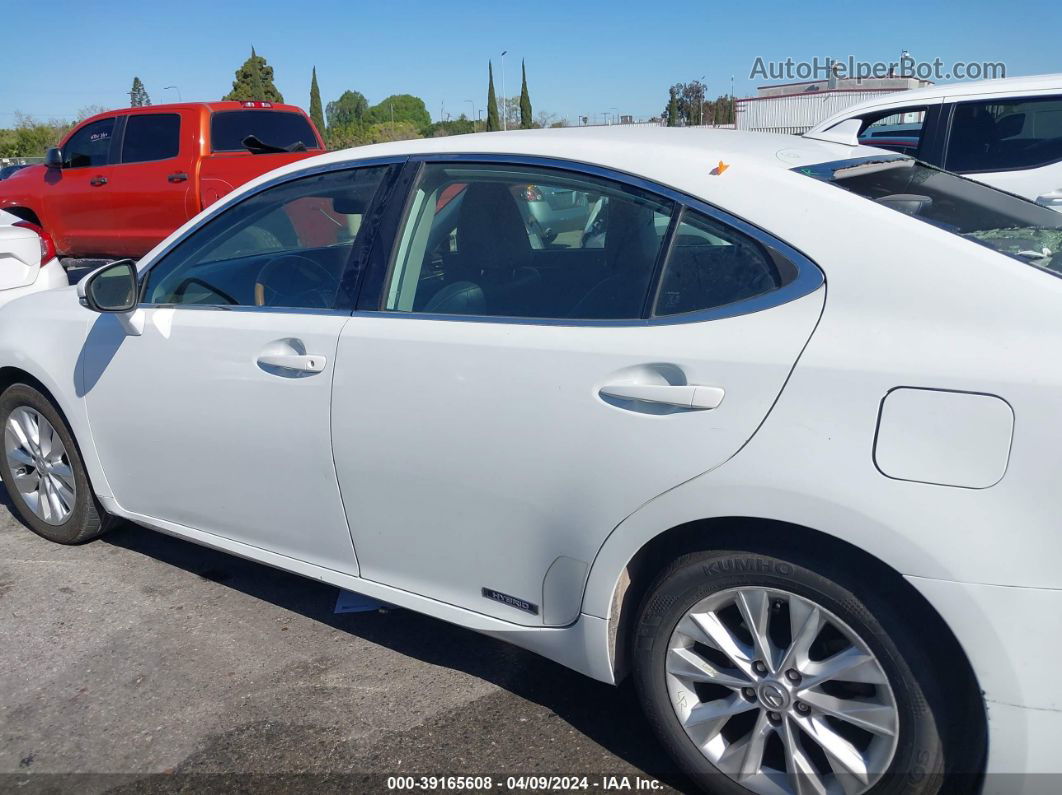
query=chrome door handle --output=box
[90,176,108,186]
[599,383,724,410]
[168,172,189,183]
[256,353,327,373]
[1036,190,1062,206]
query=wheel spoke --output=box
[781,717,829,795]
[16,410,41,452]
[49,463,76,491]
[797,691,897,737]
[687,610,757,678]
[798,646,887,690]
[12,467,39,494]
[6,414,34,455]
[683,693,758,743]
[792,712,872,784]
[6,441,33,467]
[779,599,823,673]
[716,709,774,780]
[667,646,751,689]
[736,589,776,672]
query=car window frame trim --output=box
[133,155,410,313]
[942,93,1062,174]
[367,152,824,328]
[115,111,183,166]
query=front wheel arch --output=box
[609,517,986,776]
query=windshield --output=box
[210,110,320,153]
[797,155,1062,277]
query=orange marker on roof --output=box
[710,160,730,175]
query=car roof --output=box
[811,73,1062,132]
[273,125,885,178]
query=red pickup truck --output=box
[0,101,325,260]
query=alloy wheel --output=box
[665,587,899,795]
[4,406,77,526]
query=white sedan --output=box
[1,127,1060,794]
[0,217,67,307]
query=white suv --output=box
[809,73,1062,209]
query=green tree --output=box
[666,87,679,127]
[130,77,151,107]
[308,67,325,134]
[223,47,284,102]
[366,94,430,129]
[486,61,500,132]
[519,60,532,129]
[326,90,369,128]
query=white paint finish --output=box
[0,224,42,290]
[874,389,1013,488]
[906,576,1062,777]
[331,291,822,626]
[81,307,358,573]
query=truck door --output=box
[106,111,194,257]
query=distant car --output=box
[5,127,1062,793]
[0,101,325,260]
[0,164,29,181]
[810,72,1062,209]
[0,219,66,307]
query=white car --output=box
[0,218,68,307]
[809,73,1062,210]
[1,127,1060,794]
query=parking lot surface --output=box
[0,485,692,792]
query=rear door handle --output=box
[1036,190,1062,206]
[599,383,724,410]
[168,172,188,183]
[256,353,327,373]
[89,176,108,186]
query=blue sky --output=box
[1,0,1059,125]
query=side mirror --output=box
[44,147,63,169]
[78,260,138,313]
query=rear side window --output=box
[945,96,1062,172]
[384,163,674,320]
[857,106,929,157]
[122,113,180,163]
[654,210,787,316]
[63,118,115,168]
[210,110,319,153]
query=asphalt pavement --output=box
[0,483,694,793]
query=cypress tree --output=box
[486,62,500,132]
[519,60,532,129]
[666,87,679,127]
[130,77,151,107]
[309,67,326,134]
[224,48,284,102]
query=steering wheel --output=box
[254,254,340,309]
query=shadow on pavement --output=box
[0,493,689,789]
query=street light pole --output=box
[164,85,182,101]
[500,50,508,131]
[465,99,476,131]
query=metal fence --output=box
[735,90,901,134]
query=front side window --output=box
[63,118,115,168]
[857,106,929,157]
[945,96,1062,172]
[653,210,789,317]
[143,166,388,309]
[802,156,1062,276]
[384,163,674,320]
[122,114,180,163]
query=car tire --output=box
[0,383,114,544]
[633,549,949,795]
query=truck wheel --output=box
[0,383,114,544]
[633,549,949,794]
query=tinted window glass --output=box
[122,113,180,163]
[804,156,1062,275]
[144,166,388,308]
[945,96,1062,172]
[654,210,786,316]
[857,106,927,157]
[63,118,115,168]
[210,110,319,153]
[385,163,674,320]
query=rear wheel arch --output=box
[607,516,986,771]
